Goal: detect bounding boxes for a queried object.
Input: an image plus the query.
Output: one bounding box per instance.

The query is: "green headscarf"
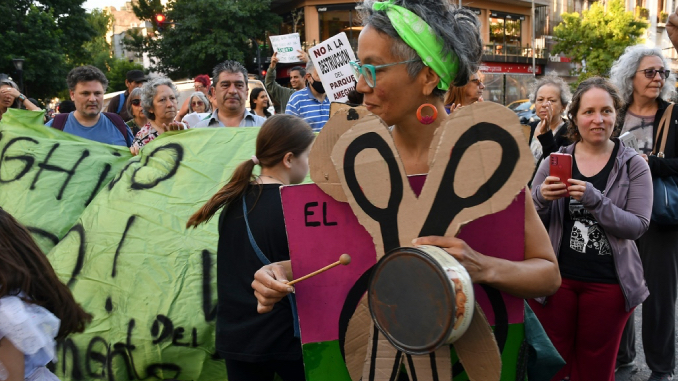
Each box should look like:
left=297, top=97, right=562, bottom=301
left=372, top=0, right=459, bottom=90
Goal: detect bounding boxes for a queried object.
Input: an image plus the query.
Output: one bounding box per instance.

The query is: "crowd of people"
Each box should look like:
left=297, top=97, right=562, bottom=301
left=2, top=0, right=678, bottom=380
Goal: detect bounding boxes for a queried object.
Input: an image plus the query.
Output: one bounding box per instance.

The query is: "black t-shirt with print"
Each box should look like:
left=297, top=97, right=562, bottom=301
left=559, top=141, right=620, bottom=284
left=215, top=184, right=301, bottom=362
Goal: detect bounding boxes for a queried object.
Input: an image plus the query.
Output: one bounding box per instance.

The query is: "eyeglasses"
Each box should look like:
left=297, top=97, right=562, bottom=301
left=349, top=59, right=419, bottom=88
left=130, top=99, right=141, bottom=106
left=191, top=101, right=204, bottom=107
left=637, top=69, right=671, bottom=79
left=194, top=84, right=206, bottom=90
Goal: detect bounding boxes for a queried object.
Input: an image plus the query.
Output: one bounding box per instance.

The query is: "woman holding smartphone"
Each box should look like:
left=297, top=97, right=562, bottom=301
left=530, top=77, right=652, bottom=381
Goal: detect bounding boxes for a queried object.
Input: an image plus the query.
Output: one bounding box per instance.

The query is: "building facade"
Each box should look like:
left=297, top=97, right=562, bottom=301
left=270, top=0, right=549, bottom=105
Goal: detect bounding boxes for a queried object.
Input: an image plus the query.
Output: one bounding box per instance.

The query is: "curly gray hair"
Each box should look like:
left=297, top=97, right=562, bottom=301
left=140, top=77, right=179, bottom=120
left=188, top=91, right=212, bottom=113
left=609, top=45, right=676, bottom=105
left=528, top=73, right=572, bottom=107
left=358, top=0, right=483, bottom=98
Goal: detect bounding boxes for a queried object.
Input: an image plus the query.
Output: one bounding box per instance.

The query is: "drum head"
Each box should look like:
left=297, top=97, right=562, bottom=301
left=368, top=247, right=455, bottom=355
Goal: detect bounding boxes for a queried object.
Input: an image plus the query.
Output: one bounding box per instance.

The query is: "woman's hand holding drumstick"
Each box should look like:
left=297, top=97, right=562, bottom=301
left=288, top=254, right=351, bottom=286
left=253, top=255, right=351, bottom=313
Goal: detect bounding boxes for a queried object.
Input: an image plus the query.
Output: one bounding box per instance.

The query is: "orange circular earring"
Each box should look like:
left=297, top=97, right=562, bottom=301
left=417, top=104, right=438, bottom=125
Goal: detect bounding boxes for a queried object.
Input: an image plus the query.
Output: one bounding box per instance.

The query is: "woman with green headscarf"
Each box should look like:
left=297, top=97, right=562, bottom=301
left=351, top=0, right=559, bottom=295
left=252, top=0, right=561, bottom=379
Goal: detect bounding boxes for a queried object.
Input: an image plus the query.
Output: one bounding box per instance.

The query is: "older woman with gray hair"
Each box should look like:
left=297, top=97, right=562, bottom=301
left=610, top=45, right=678, bottom=381
left=528, top=74, right=572, bottom=166
left=130, top=77, right=187, bottom=155
left=124, top=87, right=147, bottom=136
left=181, top=91, right=212, bottom=127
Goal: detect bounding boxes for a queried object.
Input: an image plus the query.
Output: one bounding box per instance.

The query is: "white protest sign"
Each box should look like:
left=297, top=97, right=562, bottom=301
left=309, top=32, right=357, bottom=103
left=269, top=33, right=303, bottom=63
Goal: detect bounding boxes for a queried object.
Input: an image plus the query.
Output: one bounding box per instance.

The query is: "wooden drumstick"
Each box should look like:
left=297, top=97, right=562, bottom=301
left=287, top=254, right=351, bottom=286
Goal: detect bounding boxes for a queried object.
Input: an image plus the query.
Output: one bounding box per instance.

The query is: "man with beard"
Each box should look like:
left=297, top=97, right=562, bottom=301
left=285, top=60, right=330, bottom=132
left=265, top=51, right=307, bottom=114
left=46, top=65, right=133, bottom=147
left=195, top=60, right=266, bottom=128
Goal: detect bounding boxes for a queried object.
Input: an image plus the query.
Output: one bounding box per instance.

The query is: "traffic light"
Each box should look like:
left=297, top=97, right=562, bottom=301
left=260, top=69, right=267, bottom=78
left=155, top=13, right=166, bottom=32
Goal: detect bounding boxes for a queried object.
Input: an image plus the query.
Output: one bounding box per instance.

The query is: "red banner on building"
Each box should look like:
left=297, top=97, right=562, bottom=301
left=479, top=62, right=543, bottom=75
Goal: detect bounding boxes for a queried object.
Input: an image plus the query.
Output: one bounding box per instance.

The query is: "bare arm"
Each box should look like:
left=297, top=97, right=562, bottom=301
left=414, top=192, right=560, bottom=299
left=0, top=87, right=40, bottom=111
left=252, top=260, right=294, bottom=313
left=175, top=97, right=190, bottom=122
left=0, top=338, right=24, bottom=381
left=668, top=6, right=678, bottom=51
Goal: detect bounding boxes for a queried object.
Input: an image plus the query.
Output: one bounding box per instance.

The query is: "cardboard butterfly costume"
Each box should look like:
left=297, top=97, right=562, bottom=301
left=279, top=102, right=534, bottom=380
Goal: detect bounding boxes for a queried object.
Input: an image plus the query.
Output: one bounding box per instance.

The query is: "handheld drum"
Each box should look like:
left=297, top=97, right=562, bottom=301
left=368, top=245, right=474, bottom=355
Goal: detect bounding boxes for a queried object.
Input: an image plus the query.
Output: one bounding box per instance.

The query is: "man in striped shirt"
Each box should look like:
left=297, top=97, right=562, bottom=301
left=285, top=60, right=330, bottom=132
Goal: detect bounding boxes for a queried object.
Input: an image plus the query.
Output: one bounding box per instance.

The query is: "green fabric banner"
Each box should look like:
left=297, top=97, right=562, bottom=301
left=0, top=109, right=132, bottom=253
left=0, top=109, right=280, bottom=380
left=47, top=126, right=265, bottom=380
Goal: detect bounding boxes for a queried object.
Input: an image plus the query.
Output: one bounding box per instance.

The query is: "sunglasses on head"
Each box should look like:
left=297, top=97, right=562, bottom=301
left=131, top=99, right=141, bottom=106
left=638, top=68, right=671, bottom=79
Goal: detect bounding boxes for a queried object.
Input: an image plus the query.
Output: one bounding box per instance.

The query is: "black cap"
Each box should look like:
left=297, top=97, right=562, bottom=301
left=126, top=70, right=147, bottom=82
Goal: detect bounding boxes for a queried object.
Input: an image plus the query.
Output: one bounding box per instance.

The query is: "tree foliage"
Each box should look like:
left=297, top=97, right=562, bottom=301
left=0, top=0, right=96, bottom=100
left=129, top=0, right=281, bottom=79
left=553, top=0, right=647, bottom=84
left=83, top=9, right=144, bottom=93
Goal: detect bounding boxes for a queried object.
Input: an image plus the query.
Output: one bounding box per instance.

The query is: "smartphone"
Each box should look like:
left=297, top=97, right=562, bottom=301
left=549, top=153, right=572, bottom=197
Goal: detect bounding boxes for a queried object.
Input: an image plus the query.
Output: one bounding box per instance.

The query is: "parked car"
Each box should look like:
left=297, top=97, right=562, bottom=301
left=507, top=99, right=536, bottom=125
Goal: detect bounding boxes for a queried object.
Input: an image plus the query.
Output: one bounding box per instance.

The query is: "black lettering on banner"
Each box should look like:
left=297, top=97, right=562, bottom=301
left=57, top=339, right=85, bottom=380
left=27, top=226, right=59, bottom=247
left=201, top=250, right=217, bottom=322
left=108, top=157, right=140, bottom=191
left=30, top=143, right=90, bottom=200
left=304, top=202, right=321, bottom=227
left=86, top=336, right=108, bottom=378
left=86, top=163, right=111, bottom=206
left=64, top=224, right=86, bottom=288
left=343, top=132, right=403, bottom=253
left=130, top=143, right=184, bottom=190
left=151, top=314, right=174, bottom=344
left=106, top=215, right=136, bottom=312
left=172, top=327, right=189, bottom=347
left=0, top=136, right=38, bottom=183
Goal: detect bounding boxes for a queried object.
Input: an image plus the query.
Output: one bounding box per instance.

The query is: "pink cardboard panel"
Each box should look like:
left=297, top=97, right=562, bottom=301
left=281, top=178, right=526, bottom=345
left=281, top=184, right=377, bottom=345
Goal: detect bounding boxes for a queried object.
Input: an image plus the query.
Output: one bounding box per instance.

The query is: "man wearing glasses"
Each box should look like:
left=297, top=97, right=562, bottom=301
left=105, top=69, right=147, bottom=121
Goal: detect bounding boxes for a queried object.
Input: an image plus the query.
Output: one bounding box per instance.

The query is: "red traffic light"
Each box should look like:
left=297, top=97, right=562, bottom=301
left=155, top=14, right=166, bottom=23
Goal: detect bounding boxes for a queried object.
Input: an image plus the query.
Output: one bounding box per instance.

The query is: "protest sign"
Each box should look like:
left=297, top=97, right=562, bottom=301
left=0, top=109, right=132, bottom=253
left=269, top=33, right=303, bottom=63
left=309, top=33, right=357, bottom=103
left=284, top=103, right=536, bottom=381
left=44, top=128, right=261, bottom=380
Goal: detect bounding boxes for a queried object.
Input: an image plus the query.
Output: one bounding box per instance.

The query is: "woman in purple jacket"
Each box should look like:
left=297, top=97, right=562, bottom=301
left=530, top=77, right=652, bottom=381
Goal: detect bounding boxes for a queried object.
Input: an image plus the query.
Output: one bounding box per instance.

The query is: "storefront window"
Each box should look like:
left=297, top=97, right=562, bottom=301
left=489, top=11, right=525, bottom=56
left=480, top=73, right=534, bottom=106
left=318, top=5, right=361, bottom=51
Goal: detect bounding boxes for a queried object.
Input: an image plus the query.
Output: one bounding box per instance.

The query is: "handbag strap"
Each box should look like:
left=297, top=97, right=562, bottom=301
left=653, top=103, right=674, bottom=157
left=242, top=193, right=301, bottom=338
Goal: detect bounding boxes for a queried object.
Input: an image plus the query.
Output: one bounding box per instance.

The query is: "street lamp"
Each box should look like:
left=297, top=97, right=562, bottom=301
left=12, top=58, right=25, bottom=94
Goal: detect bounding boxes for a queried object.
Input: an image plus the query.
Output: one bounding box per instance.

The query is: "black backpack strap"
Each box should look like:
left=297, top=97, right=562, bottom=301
left=102, top=112, right=133, bottom=147
left=51, top=113, right=69, bottom=131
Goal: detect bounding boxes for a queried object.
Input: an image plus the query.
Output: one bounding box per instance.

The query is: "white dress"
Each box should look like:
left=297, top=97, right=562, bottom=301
left=0, top=296, right=60, bottom=381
